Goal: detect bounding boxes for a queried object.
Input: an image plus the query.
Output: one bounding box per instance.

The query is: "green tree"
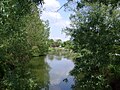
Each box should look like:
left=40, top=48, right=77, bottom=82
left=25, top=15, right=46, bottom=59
left=49, top=39, right=62, bottom=47
left=48, top=39, right=54, bottom=47
left=0, top=0, right=48, bottom=89
left=62, top=40, right=73, bottom=50
left=65, top=1, right=120, bottom=90
left=24, top=4, right=50, bottom=56
left=56, top=39, right=62, bottom=47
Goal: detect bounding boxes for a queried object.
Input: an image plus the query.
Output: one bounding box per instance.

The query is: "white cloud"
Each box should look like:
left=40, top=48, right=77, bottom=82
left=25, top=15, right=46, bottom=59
left=41, top=11, right=62, bottom=22
left=54, top=20, right=70, bottom=28
left=41, top=0, right=62, bottom=21
left=40, top=0, right=70, bottom=41
left=43, top=0, right=60, bottom=11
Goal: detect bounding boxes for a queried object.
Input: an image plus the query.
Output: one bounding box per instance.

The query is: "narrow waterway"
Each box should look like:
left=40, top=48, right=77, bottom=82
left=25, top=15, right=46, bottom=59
left=28, top=54, right=75, bottom=90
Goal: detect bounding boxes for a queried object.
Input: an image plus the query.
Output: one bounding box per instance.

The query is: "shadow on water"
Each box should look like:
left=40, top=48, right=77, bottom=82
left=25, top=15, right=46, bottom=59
left=28, top=52, right=75, bottom=90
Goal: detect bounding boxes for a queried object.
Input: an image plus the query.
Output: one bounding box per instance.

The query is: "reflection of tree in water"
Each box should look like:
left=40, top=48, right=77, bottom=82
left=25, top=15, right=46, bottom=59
left=49, top=48, right=78, bottom=60
left=54, top=56, right=62, bottom=60
left=47, top=55, right=54, bottom=61
left=47, top=54, right=62, bottom=61
left=27, top=56, right=50, bottom=89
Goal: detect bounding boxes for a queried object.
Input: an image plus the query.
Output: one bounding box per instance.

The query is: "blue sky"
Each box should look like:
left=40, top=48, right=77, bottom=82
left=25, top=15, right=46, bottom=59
left=40, top=0, right=71, bottom=41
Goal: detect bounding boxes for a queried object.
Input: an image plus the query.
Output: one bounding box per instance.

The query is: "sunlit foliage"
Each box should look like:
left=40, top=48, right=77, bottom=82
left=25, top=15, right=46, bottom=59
left=65, top=0, right=120, bottom=90
left=0, top=0, right=49, bottom=89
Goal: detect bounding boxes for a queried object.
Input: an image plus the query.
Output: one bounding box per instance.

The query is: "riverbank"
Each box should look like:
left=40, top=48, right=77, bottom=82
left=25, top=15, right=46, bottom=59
left=48, top=47, right=80, bottom=60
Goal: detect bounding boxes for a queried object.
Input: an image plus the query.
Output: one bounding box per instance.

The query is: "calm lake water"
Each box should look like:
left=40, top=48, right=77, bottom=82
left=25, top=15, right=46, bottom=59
left=28, top=54, right=75, bottom=90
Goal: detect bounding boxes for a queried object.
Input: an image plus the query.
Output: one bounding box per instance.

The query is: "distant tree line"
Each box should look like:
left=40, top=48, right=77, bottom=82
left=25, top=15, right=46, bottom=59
left=48, top=39, right=73, bottom=50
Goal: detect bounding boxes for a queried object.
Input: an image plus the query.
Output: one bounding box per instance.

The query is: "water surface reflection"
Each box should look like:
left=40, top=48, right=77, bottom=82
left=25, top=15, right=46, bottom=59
left=29, top=54, right=75, bottom=90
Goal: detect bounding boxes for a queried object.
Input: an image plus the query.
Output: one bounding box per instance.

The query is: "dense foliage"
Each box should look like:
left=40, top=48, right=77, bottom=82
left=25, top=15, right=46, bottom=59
left=24, top=4, right=49, bottom=56
left=0, top=0, right=49, bottom=89
left=62, top=40, right=74, bottom=50
left=48, top=39, right=62, bottom=47
left=48, top=39, right=73, bottom=50
left=65, top=0, right=120, bottom=90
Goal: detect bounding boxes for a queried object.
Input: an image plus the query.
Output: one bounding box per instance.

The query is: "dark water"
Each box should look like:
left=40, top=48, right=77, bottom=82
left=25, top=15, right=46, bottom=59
left=28, top=55, right=75, bottom=90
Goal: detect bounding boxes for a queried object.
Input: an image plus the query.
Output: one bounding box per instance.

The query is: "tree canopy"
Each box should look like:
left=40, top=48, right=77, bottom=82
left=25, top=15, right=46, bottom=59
left=0, top=0, right=49, bottom=89
left=65, top=0, right=120, bottom=89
